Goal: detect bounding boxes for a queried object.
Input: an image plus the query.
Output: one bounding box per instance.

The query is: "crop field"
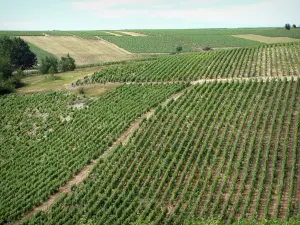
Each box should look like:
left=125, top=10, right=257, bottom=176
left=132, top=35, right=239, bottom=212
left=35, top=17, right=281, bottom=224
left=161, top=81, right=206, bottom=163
left=0, top=84, right=185, bottom=224
left=78, top=42, right=300, bottom=83
left=232, top=34, right=300, bottom=44
left=20, top=36, right=135, bottom=65
left=18, top=79, right=300, bottom=225
left=2, top=27, right=300, bottom=225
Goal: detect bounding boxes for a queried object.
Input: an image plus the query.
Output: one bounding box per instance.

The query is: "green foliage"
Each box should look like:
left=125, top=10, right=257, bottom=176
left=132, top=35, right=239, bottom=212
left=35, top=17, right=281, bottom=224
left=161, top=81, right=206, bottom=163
left=20, top=80, right=300, bottom=225
left=285, top=24, right=291, bottom=30
left=0, top=84, right=186, bottom=223
left=0, top=36, right=37, bottom=69
left=176, top=45, right=183, bottom=53
left=58, top=54, right=76, bottom=72
left=292, top=24, right=297, bottom=28
left=86, top=42, right=300, bottom=83
left=39, top=56, right=58, bottom=74
left=0, top=54, right=24, bottom=94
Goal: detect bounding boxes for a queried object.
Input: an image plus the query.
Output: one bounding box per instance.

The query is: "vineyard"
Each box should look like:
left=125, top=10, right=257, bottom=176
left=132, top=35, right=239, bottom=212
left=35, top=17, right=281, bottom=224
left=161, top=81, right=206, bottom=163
left=20, top=79, right=300, bottom=225
left=77, top=42, right=300, bottom=84
left=0, top=84, right=185, bottom=224
left=2, top=27, right=300, bottom=225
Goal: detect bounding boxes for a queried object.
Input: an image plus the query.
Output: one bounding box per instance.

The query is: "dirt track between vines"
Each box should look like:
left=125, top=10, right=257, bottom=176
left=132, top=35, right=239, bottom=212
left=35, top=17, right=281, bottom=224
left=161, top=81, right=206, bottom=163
left=16, top=74, right=298, bottom=224
left=16, top=90, right=185, bottom=224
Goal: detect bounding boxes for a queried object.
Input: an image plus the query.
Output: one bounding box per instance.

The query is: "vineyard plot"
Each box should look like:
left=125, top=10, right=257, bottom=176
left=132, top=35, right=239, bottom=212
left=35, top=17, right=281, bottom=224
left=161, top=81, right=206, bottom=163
left=24, top=79, right=300, bottom=225
left=0, top=84, right=186, bottom=224
left=81, top=42, right=300, bottom=84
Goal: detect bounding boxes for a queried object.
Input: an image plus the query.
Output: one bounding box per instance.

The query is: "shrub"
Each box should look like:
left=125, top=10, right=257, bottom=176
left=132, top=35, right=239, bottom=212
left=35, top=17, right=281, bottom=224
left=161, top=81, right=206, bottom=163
left=176, top=46, right=183, bottom=53
left=292, top=24, right=297, bottom=28
left=58, top=54, right=76, bottom=72
left=39, top=56, right=58, bottom=74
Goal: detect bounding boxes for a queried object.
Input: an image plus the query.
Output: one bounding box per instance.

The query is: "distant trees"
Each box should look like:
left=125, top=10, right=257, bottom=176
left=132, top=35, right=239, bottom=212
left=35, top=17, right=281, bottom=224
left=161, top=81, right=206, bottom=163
left=58, top=54, right=76, bottom=72
left=285, top=23, right=291, bottom=30
left=292, top=24, right=297, bottom=28
left=40, top=54, right=76, bottom=74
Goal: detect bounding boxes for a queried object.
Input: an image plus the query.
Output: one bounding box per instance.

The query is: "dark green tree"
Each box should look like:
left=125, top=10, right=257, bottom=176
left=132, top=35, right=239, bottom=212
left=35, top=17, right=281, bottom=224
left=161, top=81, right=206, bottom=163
left=285, top=23, right=291, bottom=30
left=58, top=54, right=76, bottom=72
left=176, top=46, right=183, bottom=53
left=292, top=24, right=297, bottom=28
left=39, top=56, right=58, bottom=74
left=0, top=36, right=36, bottom=69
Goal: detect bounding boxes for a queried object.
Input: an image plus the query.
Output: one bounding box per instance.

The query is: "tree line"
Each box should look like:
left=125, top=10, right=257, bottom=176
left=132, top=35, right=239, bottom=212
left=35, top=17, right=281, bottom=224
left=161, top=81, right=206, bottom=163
left=0, top=36, right=76, bottom=94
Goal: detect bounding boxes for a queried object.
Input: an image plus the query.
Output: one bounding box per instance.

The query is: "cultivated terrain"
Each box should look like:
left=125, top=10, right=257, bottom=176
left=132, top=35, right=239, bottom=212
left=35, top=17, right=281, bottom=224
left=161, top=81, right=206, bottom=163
left=1, top=28, right=300, bottom=225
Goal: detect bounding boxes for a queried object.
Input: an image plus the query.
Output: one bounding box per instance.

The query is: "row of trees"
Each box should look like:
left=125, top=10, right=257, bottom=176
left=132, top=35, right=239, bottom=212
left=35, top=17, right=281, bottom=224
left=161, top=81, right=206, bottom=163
left=284, top=24, right=298, bottom=30
left=0, top=36, right=76, bottom=94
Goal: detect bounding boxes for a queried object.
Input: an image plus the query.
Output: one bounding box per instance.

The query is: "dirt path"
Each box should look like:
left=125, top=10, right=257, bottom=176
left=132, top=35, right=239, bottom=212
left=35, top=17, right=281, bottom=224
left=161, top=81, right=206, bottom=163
left=16, top=90, right=185, bottom=224
left=117, top=31, right=147, bottom=37
left=105, top=31, right=122, bottom=37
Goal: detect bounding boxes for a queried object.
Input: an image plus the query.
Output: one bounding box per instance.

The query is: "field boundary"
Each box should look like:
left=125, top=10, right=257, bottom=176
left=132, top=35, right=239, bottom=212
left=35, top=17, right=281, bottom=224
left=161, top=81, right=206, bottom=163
left=16, top=88, right=187, bottom=224
left=95, top=36, right=132, bottom=54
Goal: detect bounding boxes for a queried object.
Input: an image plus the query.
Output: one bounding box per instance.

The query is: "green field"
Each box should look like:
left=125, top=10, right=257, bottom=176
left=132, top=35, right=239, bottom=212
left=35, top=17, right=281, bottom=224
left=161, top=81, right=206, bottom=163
left=1, top=27, right=300, bottom=225
left=2, top=28, right=300, bottom=54
left=20, top=79, right=300, bottom=225
left=0, top=84, right=186, bottom=224
left=77, top=42, right=300, bottom=84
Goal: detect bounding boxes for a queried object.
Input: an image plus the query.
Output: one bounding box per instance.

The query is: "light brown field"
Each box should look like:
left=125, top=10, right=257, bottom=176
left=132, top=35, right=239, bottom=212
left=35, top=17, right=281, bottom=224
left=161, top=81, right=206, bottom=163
left=105, top=31, right=122, bottom=36
left=21, top=36, right=135, bottom=65
left=232, top=34, right=300, bottom=44
left=118, top=31, right=147, bottom=37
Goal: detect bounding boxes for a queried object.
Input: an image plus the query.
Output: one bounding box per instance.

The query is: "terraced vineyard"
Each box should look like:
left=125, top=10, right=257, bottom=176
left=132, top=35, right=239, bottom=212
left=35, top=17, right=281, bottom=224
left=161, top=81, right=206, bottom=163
left=0, top=84, right=185, bottom=224
left=21, top=79, right=300, bottom=225
left=78, top=42, right=300, bottom=84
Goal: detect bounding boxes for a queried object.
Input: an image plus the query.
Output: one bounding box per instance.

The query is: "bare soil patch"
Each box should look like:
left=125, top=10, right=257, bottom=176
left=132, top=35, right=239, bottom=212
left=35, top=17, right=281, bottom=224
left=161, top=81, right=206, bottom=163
left=105, top=31, right=122, bottom=36
left=21, top=36, right=134, bottom=65
left=232, top=34, right=300, bottom=44
left=118, top=31, right=148, bottom=37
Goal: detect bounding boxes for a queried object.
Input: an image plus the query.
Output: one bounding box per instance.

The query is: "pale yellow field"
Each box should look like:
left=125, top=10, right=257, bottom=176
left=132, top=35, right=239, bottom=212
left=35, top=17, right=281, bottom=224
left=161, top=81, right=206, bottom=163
left=232, top=34, right=300, bottom=44
left=118, top=31, right=147, bottom=37
left=21, top=36, right=135, bottom=65
left=105, top=31, right=122, bottom=36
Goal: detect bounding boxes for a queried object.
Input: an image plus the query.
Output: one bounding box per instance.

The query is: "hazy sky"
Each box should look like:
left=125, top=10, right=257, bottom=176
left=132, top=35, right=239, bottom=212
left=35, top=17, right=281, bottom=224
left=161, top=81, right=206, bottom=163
left=0, top=0, right=298, bottom=30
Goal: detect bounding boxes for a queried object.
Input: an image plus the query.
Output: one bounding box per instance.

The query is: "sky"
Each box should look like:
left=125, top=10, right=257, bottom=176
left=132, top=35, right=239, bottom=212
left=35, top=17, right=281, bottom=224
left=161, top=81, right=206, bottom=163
left=0, top=0, right=298, bottom=30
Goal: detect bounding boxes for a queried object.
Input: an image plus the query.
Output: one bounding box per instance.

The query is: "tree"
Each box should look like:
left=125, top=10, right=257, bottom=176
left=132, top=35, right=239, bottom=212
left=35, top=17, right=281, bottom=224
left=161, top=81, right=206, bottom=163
left=0, top=36, right=36, bottom=69
left=0, top=55, right=24, bottom=94
left=58, top=54, right=76, bottom=72
left=39, top=56, right=58, bottom=74
left=292, top=24, right=297, bottom=28
left=48, top=66, right=56, bottom=75
left=176, top=46, right=183, bottom=53
left=285, top=23, right=291, bottom=30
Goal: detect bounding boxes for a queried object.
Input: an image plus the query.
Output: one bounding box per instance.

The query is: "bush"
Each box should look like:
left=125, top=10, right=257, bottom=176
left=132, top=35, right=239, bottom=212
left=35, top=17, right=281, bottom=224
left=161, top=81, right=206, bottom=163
left=285, top=23, right=291, bottom=30
left=58, top=54, right=76, bottom=72
left=176, top=46, right=183, bottom=53
left=292, top=24, right=297, bottom=28
left=39, top=56, right=58, bottom=74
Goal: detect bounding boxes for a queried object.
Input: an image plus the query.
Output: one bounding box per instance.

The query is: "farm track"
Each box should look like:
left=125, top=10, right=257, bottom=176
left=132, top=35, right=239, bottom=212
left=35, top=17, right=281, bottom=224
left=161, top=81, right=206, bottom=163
left=16, top=88, right=186, bottom=224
